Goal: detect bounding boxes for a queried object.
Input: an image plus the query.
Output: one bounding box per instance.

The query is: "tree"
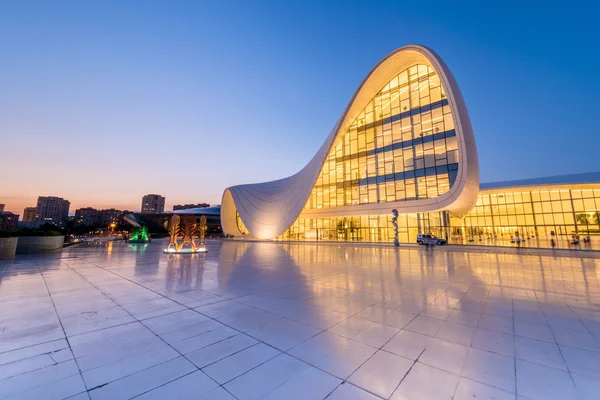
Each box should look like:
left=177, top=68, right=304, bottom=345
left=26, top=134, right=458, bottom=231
left=594, top=211, right=600, bottom=226
left=336, top=220, right=346, bottom=240
left=576, top=213, right=590, bottom=225
left=576, top=213, right=590, bottom=233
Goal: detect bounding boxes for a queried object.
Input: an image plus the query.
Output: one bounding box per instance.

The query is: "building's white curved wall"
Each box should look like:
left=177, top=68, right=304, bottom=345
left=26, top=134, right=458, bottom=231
left=221, top=45, right=480, bottom=239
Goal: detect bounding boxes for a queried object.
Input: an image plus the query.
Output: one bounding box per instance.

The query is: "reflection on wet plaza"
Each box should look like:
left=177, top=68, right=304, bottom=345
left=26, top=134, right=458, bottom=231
left=1, top=239, right=599, bottom=399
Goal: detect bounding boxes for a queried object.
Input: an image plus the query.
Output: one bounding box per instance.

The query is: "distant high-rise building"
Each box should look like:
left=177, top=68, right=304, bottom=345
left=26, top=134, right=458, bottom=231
left=96, top=208, right=122, bottom=227
left=0, top=204, right=4, bottom=212
left=35, top=196, right=70, bottom=227
left=22, top=207, right=37, bottom=222
left=0, top=212, right=19, bottom=231
left=141, top=194, right=165, bottom=214
left=173, top=203, right=210, bottom=211
left=74, top=207, right=98, bottom=226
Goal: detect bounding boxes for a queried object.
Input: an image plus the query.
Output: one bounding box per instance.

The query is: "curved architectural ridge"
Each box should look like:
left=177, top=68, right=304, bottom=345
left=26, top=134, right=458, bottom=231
left=222, top=45, right=480, bottom=239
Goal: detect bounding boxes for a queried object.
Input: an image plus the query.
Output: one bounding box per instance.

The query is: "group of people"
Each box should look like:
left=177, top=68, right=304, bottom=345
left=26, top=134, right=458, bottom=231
left=549, top=234, right=593, bottom=249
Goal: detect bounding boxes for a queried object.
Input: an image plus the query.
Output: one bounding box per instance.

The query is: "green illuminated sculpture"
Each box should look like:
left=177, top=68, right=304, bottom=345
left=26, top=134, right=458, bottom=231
left=129, top=226, right=150, bottom=243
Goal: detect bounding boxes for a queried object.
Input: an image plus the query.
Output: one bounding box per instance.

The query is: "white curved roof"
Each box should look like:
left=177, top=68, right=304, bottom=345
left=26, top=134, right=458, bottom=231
left=221, top=45, right=480, bottom=239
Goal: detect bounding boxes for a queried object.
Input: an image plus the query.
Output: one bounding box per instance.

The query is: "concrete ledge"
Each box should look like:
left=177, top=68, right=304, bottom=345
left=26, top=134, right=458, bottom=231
left=0, top=237, right=18, bottom=259
left=16, top=236, right=64, bottom=254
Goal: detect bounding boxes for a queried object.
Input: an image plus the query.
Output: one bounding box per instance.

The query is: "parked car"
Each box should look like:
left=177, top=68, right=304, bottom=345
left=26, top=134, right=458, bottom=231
left=416, top=234, right=447, bottom=245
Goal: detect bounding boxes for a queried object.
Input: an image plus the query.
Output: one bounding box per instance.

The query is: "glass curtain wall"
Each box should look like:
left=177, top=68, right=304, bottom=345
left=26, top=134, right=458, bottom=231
left=277, top=212, right=449, bottom=243
left=273, top=64, right=461, bottom=243
left=304, top=64, right=458, bottom=211
left=462, top=186, right=600, bottom=247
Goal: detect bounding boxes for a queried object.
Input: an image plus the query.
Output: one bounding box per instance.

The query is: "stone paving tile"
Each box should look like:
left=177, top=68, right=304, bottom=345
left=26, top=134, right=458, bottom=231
left=186, top=333, right=257, bottom=368
left=88, top=356, right=196, bottom=400
left=348, top=350, right=413, bottom=398
left=134, top=370, right=218, bottom=400
left=202, top=342, right=280, bottom=384
left=391, top=362, right=459, bottom=400
left=4, top=374, right=87, bottom=400
left=1, top=239, right=600, bottom=399
left=224, top=354, right=310, bottom=400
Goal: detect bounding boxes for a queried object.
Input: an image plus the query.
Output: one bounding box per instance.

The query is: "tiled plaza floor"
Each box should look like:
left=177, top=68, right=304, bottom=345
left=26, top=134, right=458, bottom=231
left=1, top=239, right=600, bottom=400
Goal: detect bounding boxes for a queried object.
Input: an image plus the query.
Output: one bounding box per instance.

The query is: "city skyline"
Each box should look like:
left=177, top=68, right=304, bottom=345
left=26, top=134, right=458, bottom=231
left=1, top=1, right=599, bottom=215
left=0, top=194, right=215, bottom=216
left=1, top=193, right=215, bottom=219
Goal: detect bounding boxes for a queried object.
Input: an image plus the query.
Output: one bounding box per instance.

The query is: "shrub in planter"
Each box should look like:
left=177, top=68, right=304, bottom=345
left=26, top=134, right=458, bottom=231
left=15, top=229, right=65, bottom=254
left=15, top=229, right=63, bottom=237
left=0, top=231, right=18, bottom=259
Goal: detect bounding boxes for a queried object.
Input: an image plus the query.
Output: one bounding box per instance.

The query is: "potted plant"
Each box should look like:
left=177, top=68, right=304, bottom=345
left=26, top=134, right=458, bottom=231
left=0, top=231, right=18, bottom=259
left=15, top=226, right=65, bottom=254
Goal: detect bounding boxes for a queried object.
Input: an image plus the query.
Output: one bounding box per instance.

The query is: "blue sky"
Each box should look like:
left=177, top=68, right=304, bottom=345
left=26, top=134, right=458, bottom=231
left=1, top=0, right=599, bottom=213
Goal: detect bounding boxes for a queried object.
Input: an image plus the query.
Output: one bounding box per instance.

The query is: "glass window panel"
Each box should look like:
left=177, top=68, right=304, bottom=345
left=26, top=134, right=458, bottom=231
left=368, top=186, right=377, bottom=203
left=447, top=150, right=458, bottom=164
left=443, top=113, right=454, bottom=131
left=392, top=122, right=401, bottom=143
left=399, top=70, right=408, bottom=85
left=514, top=203, right=525, bottom=214
left=584, top=198, right=596, bottom=210
left=542, top=203, right=553, bottom=213
left=561, top=200, right=572, bottom=212
left=551, top=201, right=562, bottom=213
left=554, top=213, right=565, bottom=224
left=430, top=87, right=441, bottom=103
left=540, top=191, right=550, bottom=201
left=446, top=136, right=458, bottom=152
left=564, top=212, right=575, bottom=224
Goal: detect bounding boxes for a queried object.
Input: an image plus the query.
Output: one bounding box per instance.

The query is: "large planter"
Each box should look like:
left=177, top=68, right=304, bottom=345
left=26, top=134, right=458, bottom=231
left=16, top=236, right=64, bottom=254
left=0, top=237, right=18, bottom=259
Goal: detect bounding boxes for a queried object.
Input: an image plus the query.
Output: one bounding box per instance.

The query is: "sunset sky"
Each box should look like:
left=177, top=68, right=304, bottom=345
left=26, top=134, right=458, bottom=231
left=1, top=0, right=599, bottom=215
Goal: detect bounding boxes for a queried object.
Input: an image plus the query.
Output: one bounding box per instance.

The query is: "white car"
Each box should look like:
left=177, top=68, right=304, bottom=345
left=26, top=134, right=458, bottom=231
left=416, top=234, right=447, bottom=245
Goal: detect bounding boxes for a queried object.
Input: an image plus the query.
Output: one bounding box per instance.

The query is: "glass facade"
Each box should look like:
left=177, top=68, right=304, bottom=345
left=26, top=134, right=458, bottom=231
left=277, top=212, right=449, bottom=243
left=305, top=64, right=458, bottom=210
left=462, top=186, right=600, bottom=247
left=269, top=185, right=600, bottom=248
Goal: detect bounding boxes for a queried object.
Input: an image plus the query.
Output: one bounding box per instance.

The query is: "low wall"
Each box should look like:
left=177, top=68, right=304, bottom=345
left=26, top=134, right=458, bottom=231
left=0, top=238, right=18, bottom=259
left=16, top=236, right=64, bottom=254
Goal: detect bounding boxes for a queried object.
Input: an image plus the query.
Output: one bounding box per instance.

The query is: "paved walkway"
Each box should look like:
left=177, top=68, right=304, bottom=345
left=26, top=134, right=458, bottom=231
left=1, top=239, right=600, bottom=399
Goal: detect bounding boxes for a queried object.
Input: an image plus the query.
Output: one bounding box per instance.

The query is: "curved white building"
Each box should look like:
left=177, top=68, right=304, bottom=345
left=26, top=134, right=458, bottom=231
left=222, top=45, right=480, bottom=242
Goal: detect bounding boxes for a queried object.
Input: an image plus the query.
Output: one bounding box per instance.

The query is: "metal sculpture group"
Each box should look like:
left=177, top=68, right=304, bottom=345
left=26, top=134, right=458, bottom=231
left=165, top=214, right=208, bottom=253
